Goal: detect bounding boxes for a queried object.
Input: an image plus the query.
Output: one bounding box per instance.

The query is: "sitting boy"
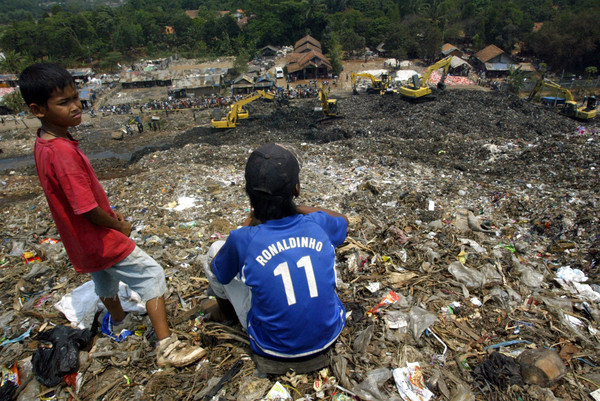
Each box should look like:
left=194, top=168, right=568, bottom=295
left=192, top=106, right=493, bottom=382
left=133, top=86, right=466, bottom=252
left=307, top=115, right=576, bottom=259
left=203, top=143, right=349, bottom=374
left=19, top=63, right=205, bottom=367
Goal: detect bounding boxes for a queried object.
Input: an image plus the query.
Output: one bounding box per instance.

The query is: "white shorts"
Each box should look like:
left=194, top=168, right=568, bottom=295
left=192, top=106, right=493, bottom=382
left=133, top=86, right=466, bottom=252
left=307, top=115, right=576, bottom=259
left=202, top=240, right=252, bottom=330
left=91, top=246, right=167, bottom=302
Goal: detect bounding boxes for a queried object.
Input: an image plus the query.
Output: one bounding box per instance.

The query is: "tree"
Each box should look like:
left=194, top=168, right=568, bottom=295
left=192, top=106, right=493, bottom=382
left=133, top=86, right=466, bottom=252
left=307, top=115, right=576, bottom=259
left=0, top=50, right=33, bottom=74
left=528, top=9, right=600, bottom=73
left=326, top=0, right=347, bottom=13
left=99, top=51, right=123, bottom=72
left=326, top=36, right=344, bottom=76
left=405, top=16, right=442, bottom=60
left=113, top=20, right=143, bottom=51
left=506, top=66, right=527, bottom=93
left=339, top=29, right=366, bottom=56
left=0, top=90, right=26, bottom=114
left=232, top=48, right=250, bottom=75
left=478, top=1, right=529, bottom=51
left=384, top=23, right=412, bottom=60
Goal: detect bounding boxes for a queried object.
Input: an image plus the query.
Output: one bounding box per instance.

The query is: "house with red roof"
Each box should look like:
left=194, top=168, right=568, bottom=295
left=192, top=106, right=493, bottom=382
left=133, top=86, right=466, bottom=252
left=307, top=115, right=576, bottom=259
left=285, top=35, right=332, bottom=80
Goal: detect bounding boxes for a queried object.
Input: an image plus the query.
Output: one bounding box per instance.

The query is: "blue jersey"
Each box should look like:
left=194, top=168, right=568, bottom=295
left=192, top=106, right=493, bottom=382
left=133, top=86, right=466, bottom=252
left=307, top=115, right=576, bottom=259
left=212, top=211, right=347, bottom=358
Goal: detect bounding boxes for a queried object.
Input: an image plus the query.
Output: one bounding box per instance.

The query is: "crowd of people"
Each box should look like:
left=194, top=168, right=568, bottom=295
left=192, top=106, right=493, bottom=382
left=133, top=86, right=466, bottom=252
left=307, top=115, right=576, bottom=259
left=92, top=85, right=323, bottom=118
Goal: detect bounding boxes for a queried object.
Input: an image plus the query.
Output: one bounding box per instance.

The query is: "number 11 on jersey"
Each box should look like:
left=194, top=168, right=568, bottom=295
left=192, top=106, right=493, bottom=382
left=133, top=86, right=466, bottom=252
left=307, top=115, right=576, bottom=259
left=273, top=255, right=319, bottom=305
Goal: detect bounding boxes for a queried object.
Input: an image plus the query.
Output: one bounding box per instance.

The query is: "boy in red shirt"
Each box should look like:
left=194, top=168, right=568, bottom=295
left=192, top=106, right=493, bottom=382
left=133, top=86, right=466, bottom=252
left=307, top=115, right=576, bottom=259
left=19, top=63, right=205, bottom=367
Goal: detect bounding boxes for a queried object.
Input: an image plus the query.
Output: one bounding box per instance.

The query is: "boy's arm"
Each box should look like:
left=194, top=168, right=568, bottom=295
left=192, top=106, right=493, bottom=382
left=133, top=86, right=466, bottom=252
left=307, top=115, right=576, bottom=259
left=296, top=205, right=349, bottom=224
left=83, top=207, right=132, bottom=237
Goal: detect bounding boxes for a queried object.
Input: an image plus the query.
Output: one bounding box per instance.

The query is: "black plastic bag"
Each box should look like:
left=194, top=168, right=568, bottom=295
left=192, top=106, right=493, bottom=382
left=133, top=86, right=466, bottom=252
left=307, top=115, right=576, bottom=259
left=473, top=351, right=524, bottom=389
left=32, top=325, right=93, bottom=387
left=0, top=381, right=18, bottom=401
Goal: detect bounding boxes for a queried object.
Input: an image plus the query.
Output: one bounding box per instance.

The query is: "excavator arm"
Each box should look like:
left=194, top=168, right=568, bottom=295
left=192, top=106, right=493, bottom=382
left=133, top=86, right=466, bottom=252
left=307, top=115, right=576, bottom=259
left=527, top=78, right=575, bottom=102
left=318, top=85, right=337, bottom=116
left=526, top=78, right=596, bottom=121
left=399, top=56, right=453, bottom=100
left=234, top=90, right=275, bottom=119
left=212, top=90, right=275, bottom=129
left=420, top=56, right=453, bottom=89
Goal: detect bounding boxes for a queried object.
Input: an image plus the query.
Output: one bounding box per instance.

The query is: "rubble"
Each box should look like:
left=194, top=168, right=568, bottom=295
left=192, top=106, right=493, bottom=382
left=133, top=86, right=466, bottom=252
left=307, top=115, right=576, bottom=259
left=1, top=87, right=600, bottom=400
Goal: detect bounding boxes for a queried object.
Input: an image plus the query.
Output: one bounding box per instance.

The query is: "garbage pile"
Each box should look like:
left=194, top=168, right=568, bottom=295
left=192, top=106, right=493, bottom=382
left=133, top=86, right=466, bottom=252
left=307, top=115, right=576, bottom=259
left=1, top=89, right=600, bottom=400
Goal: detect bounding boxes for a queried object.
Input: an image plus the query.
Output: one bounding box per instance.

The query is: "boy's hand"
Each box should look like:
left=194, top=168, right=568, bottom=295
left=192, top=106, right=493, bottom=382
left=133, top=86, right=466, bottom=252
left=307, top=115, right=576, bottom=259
left=297, top=205, right=349, bottom=224
left=118, top=220, right=132, bottom=237
left=84, top=207, right=133, bottom=237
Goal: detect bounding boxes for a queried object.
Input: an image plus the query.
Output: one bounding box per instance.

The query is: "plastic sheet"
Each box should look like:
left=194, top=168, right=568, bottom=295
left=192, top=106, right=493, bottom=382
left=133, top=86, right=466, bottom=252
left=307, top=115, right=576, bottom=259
left=54, top=280, right=146, bottom=329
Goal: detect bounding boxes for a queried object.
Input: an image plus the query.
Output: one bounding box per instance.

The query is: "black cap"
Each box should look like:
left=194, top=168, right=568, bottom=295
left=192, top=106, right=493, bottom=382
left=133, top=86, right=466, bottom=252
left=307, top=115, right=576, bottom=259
left=245, top=143, right=301, bottom=198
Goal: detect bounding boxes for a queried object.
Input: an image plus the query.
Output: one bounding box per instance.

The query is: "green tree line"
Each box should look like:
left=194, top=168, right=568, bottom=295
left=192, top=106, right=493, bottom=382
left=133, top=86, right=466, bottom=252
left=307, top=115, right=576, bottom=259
left=0, top=0, right=599, bottom=75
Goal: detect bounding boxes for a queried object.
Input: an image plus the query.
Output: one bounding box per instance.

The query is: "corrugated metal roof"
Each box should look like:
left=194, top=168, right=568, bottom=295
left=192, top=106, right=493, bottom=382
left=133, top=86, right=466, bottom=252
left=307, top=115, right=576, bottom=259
left=185, top=10, right=198, bottom=18
left=517, top=63, right=536, bottom=72
left=233, top=76, right=254, bottom=84
left=450, top=58, right=471, bottom=68
left=120, top=68, right=228, bottom=83
left=172, top=75, right=222, bottom=89
left=286, top=53, right=303, bottom=63
left=484, top=62, right=514, bottom=72
left=68, top=68, right=93, bottom=76
left=0, top=74, right=18, bottom=81
left=441, top=43, right=460, bottom=55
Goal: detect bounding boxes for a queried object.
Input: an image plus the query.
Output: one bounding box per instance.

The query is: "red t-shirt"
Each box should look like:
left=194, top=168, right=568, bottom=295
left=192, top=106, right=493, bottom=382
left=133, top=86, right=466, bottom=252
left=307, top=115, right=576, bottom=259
left=34, top=131, right=135, bottom=273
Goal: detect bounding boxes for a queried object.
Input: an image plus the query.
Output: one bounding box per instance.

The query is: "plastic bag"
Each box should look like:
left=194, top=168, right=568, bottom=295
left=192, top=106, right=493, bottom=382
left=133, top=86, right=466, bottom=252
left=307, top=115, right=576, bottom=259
left=0, top=381, right=18, bottom=401
left=353, top=325, right=374, bottom=353
left=448, top=261, right=486, bottom=288
left=450, top=384, right=475, bottom=401
left=100, top=312, right=134, bottom=342
left=408, top=306, right=437, bottom=341
left=353, top=367, right=392, bottom=401
left=472, top=352, right=524, bottom=389
left=54, top=280, right=146, bottom=329
left=32, top=325, right=93, bottom=387
left=511, top=256, right=544, bottom=288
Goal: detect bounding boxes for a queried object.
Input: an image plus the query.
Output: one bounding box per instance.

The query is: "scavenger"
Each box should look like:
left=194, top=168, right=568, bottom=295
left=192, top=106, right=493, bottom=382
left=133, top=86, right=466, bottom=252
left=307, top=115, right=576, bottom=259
left=203, top=143, right=349, bottom=373
left=19, top=63, right=205, bottom=367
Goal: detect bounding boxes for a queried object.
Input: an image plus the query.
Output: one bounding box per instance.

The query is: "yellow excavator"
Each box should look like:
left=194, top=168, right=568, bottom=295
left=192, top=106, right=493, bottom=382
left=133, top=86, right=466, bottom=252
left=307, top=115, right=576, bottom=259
left=527, top=78, right=596, bottom=121
left=398, top=56, right=453, bottom=101
left=315, top=84, right=340, bottom=122
left=351, top=72, right=395, bottom=95
left=211, top=90, right=275, bottom=129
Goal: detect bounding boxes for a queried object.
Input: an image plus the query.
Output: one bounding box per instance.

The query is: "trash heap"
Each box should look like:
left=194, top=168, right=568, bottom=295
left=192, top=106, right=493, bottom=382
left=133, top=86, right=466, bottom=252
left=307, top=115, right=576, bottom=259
left=1, top=89, right=599, bottom=400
